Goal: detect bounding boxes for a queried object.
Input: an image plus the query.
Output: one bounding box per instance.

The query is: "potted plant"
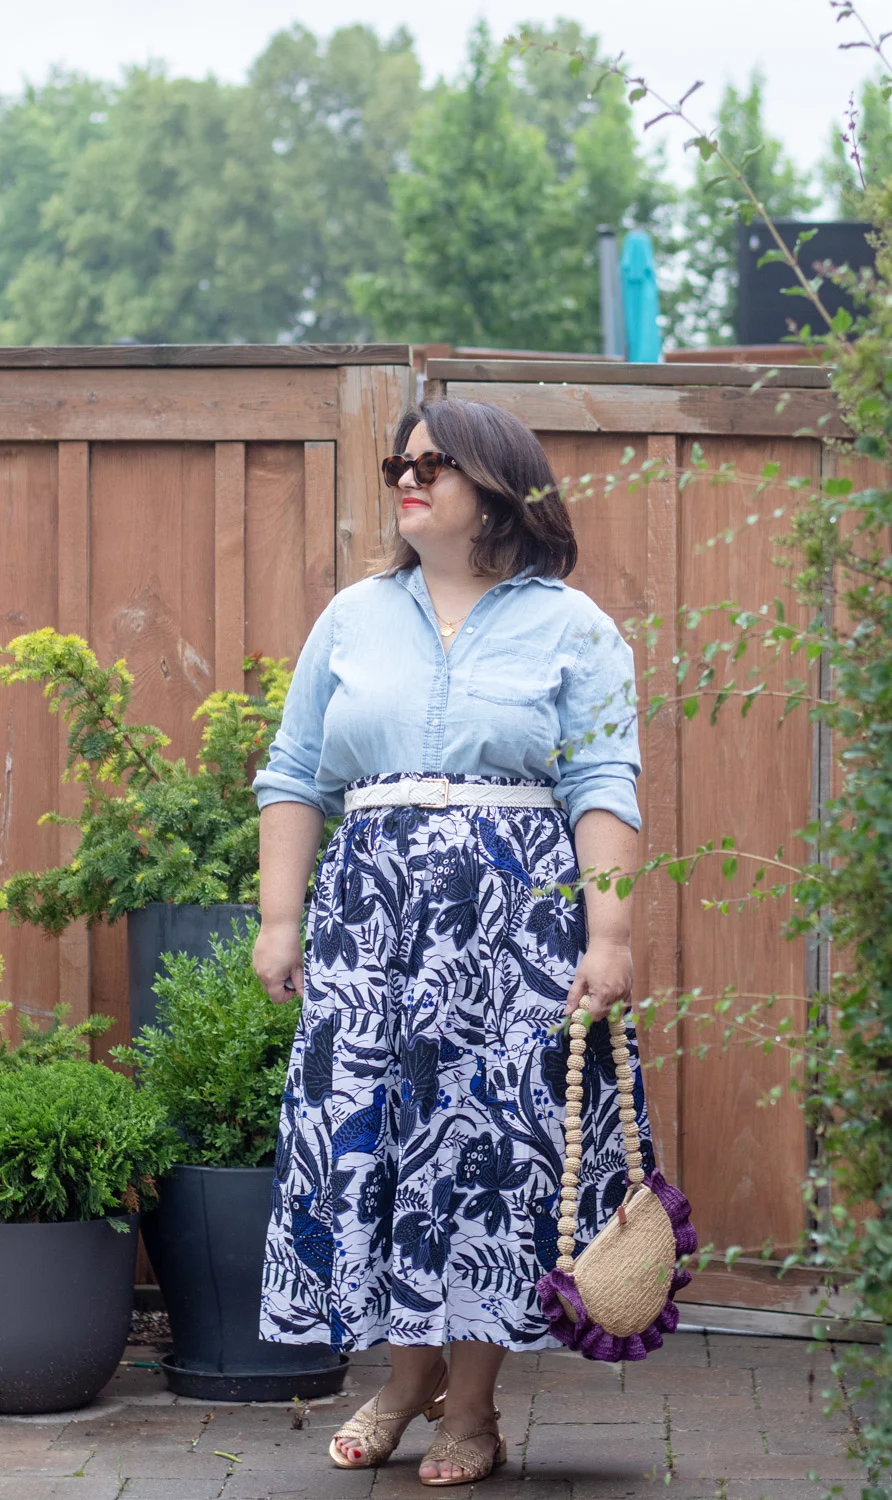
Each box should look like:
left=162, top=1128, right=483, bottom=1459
left=113, top=920, right=348, bottom=1402
left=0, top=995, right=178, bottom=1414
left=0, top=631, right=291, bottom=1034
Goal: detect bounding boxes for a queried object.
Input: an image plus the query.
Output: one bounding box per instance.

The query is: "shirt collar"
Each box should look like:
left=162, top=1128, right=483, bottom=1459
left=503, top=572, right=564, bottom=589
left=392, top=566, right=564, bottom=592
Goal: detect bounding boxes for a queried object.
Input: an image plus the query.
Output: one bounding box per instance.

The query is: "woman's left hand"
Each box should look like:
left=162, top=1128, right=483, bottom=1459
left=564, top=937, right=633, bottom=1020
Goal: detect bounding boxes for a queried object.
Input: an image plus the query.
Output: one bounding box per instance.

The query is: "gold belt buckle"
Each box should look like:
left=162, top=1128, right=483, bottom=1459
left=415, top=777, right=450, bottom=809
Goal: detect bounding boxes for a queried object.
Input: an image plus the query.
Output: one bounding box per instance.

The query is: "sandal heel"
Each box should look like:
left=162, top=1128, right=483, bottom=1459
left=424, top=1392, right=447, bottom=1422
left=495, top=1435, right=508, bottom=1466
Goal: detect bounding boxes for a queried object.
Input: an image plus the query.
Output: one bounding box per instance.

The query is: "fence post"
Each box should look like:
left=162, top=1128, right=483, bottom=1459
left=214, top=443, right=247, bottom=693
left=641, top=433, right=681, bottom=1182
left=57, top=441, right=92, bottom=1028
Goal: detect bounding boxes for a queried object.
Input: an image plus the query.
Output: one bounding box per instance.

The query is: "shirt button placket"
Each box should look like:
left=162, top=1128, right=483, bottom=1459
left=422, top=661, right=448, bottom=772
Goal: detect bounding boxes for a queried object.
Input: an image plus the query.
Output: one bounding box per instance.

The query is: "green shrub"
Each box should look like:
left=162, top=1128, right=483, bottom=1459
left=0, top=634, right=293, bottom=929
left=0, top=1060, right=179, bottom=1223
left=0, top=1001, right=112, bottom=1071
left=113, top=919, right=300, bottom=1168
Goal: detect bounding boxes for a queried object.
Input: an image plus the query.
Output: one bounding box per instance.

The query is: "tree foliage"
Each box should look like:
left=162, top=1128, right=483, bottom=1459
left=3, top=26, right=866, bottom=351
left=0, top=70, right=286, bottom=344
left=510, top=22, right=673, bottom=249
left=0, top=71, right=109, bottom=323
left=352, top=28, right=577, bottom=349
left=353, top=23, right=666, bottom=351
left=0, top=27, right=423, bottom=344
left=248, top=23, right=423, bottom=341
left=0, top=20, right=678, bottom=351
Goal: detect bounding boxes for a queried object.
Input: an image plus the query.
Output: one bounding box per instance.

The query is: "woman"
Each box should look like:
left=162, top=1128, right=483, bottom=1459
left=252, top=398, right=654, bottom=1487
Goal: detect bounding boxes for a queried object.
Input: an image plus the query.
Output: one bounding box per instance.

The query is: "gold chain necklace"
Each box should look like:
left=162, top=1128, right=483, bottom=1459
left=433, top=607, right=469, bottom=639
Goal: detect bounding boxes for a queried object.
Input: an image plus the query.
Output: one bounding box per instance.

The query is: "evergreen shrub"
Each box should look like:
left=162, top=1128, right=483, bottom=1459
left=0, top=1001, right=112, bottom=1071
left=112, top=920, right=300, bottom=1169
left=0, top=1060, right=179, bottom=1223
left=0, top=634, right=293, bottom=930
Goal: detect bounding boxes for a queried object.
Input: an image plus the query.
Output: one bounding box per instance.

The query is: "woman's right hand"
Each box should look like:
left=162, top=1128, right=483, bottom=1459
left=253, top=920, right=305, bottom=1003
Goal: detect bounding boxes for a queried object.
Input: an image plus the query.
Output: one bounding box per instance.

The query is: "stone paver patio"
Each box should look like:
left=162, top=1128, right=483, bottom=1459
left=0, top=1331, right=870, bottom=1500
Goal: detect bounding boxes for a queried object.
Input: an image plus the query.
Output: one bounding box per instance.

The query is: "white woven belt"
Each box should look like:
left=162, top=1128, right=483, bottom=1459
left=344, top=778, right=558, bottom=813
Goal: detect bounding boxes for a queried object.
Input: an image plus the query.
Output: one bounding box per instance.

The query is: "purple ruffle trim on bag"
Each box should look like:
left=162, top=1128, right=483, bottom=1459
left=536, top=1171, right=697, bottom=1363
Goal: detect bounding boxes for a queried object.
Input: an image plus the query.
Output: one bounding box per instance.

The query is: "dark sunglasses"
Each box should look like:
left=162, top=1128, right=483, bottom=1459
left=381, top=450, right=461, bottom=488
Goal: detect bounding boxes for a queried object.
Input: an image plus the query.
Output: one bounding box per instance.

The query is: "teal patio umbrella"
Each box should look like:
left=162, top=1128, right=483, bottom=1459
left=620, top=230, right=663, bottom=362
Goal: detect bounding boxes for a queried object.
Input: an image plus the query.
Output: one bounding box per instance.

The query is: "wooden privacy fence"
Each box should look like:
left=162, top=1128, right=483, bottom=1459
left=0, top=347, right=859, bottom=1316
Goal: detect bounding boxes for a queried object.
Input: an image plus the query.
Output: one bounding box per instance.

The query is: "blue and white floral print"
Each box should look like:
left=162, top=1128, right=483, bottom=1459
left=261, top=774, right=654, bottom=1353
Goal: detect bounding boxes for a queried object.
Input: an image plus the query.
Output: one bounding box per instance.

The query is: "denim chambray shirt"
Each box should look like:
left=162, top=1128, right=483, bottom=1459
left=252, top=566, right=641, bottom=833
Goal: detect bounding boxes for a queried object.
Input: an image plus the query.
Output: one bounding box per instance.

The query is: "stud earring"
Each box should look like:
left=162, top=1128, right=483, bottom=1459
left=481, top=511, right=489, bottom=525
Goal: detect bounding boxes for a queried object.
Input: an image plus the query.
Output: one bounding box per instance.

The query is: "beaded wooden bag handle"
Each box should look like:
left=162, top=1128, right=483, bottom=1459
left=538, top=1005, right=697, bottom=1359
left=555, top=1006, right=645, bottom=1272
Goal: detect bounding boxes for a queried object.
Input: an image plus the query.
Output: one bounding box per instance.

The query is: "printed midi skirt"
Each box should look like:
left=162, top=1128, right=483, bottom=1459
left=260, top=773, right=654, bottom=1352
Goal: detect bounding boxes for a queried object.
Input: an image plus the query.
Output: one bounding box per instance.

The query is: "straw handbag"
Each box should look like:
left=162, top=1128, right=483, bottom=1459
left=536, top=1007, right=697, bottom=1362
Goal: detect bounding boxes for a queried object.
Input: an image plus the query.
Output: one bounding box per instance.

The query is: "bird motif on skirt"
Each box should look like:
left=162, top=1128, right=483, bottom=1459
left=477, top=817, right=532, bottom=887
left=331, top=1083, right=387, bottom=1161
left=470, top=1057, right=519, bottom=1122
left=531, top=1188, right=561, bottom=1272
left=290, top=1189, right=334, bottom=1281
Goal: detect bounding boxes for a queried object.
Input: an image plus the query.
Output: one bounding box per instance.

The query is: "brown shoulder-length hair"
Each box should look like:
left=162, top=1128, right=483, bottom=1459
left=378, top=398, right=577, bottom=580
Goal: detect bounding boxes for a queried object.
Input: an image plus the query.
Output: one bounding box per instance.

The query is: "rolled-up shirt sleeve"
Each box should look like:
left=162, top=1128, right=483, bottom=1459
left=552, top=617, right=642, bottom=833
left=252, top=602, right=340, bottom=817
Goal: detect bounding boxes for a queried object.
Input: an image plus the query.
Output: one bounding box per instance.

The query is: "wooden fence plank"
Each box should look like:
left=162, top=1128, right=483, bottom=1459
left=88, top=442, right=216, bottom=1056
left=427, top=359, right=831, bottom=389
left=56, top=442, right=92, bottom=1026
left=89, top=444, right=216, bottom=768
left=336, top=364, right=413, bottom=588
left=640, top=435, right=681, bottom=1184
left=0, top=445, right=61, bottom=1036
left=304, top=442, right=336, bottom=627
left=0, top=368, right=339, bottom=442
left=441, top=381, right=847, bottom=439
left=214, top=443, right=247, bottom=692
left=244, top=441, right=335, bottom=699
left=0, top=345, right=412, bottom=369
left=245, top=444, right=306, bottom=670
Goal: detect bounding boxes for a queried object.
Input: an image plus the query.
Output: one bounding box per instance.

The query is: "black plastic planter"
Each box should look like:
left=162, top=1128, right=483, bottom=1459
left=127, top=902, right=257, bottom=1037
left=141, top=1165, right=346, bottom=1402
left=0, top=1215, right=138, bottom=1414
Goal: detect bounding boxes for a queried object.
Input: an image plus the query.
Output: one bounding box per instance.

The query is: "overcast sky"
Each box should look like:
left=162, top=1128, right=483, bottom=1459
left=3, top=0, right=889, bottom=193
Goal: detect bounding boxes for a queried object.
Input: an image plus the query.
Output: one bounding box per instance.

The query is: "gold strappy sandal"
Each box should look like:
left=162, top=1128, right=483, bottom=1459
left=328, top=1364, right=448, bottom=1470
left=419, top=1408, right=508, bottom=1487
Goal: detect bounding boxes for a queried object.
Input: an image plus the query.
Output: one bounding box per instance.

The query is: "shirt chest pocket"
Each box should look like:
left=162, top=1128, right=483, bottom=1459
left=467, top=645, right=553, bottom=708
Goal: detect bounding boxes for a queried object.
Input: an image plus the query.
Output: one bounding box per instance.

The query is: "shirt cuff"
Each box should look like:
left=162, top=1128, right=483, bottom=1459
left=562, top=776, right=642, bottom=835
left=253, top=769, right=328, bottom=815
